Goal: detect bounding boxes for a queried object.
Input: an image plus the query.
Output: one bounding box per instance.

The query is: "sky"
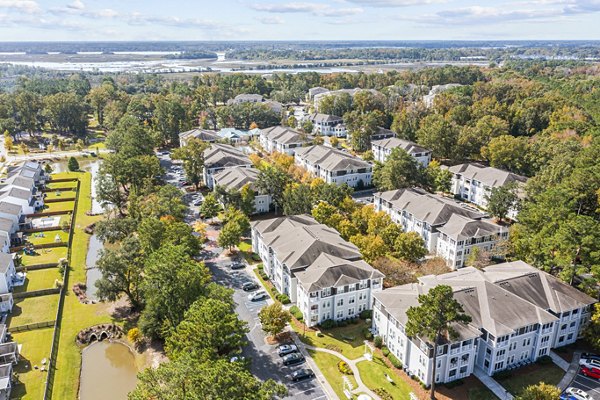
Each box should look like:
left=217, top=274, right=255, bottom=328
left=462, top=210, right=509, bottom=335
left=0, top=0, right=599, bottom=41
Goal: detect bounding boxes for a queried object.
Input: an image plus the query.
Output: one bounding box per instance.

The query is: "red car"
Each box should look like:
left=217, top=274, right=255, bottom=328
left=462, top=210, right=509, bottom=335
left=581, top=366, right=600, bottom=379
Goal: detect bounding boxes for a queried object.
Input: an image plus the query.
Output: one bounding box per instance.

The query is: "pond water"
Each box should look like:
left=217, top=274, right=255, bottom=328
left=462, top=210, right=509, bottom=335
left=79, top=341, right=138, bottom=400
left=85, top=234, right=103, bottom=301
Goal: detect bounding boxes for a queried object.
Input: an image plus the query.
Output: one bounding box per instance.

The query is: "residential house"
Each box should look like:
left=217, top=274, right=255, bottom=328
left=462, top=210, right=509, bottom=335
left=447, top=163, right=528, bottom=219
left=294, top=145, right=373, bottom=188
left=0, top=362, right=13, bottom=400
left=372, top=262, right=596, bottom=386
left=0, top=295, right=12, bottom=314
left=0, top=187, right=42, bottom=215
left=307, top=113, right=347, bottom=137
left=0, top=234, right=9, bottom=255
left=227, top=94, right=282, bottom=114
left=178, top=128, right=220, bottom=146
left=0, top=203, right=23, bottom=233
left=306, top=87, right=330, bottom=101
left=203, top=144, right=253, bottom=189
left=371, top=137, right=432, bottom=167
left=347, top=126, right=396, bottom=145
left=252, top=215, right=384, bottom=325
left=259, top=126, right=313, bottom=155
left=374, top=188, right=506, bottom=267
left=212, top=167, right=271, bottom=214
left=7, top=161, right=47, bottom=186
left=217, top=128, right=246, bottom=144
left=0, top=254, right=15, bottom=294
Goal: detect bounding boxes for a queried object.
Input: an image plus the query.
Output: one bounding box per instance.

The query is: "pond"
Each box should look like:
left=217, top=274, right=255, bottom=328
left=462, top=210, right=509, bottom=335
left=85, top=234, right=102, bottom=301
left=79, top=341, right=138, bottom=400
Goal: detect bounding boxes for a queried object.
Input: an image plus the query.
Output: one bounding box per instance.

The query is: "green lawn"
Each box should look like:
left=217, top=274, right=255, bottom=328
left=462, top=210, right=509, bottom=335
left=308, top=350, right=358, bottom=400
left=44, top=190, right=76, bottom=201
left=43, top=201, right=75, bottom=213
left=25, top=230, right=69, bottom=246
left=239, top=239, right=261, bottom=265
left=11, top=327, right=55, bottom=400
left=357, top=356, right=413, bottom=400
left=13, top=268, right=61, bottom=293
left=496, top=363, right=564, bottom=396
left=7, top=295, right=59, bottom=328
left=21, top=247, right=67, bottom=266
left=298, top=321, right=370, bottom=360
left=46, top=181, right=78, bottom=190
left=253, top=267, right=279, bottom=300
left=50, top=171, right=115, bottom=400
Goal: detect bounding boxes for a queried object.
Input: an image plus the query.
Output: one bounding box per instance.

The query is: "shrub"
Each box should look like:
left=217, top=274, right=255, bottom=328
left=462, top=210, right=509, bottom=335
left=536, top=355, right=553, bottom=365
left=362, top=328, right=373, bottom=340
left=290, top=305, right=304, bottom=321
left=316, top=331, right=324, bottom=337
left=360, top=310, right=373, bottom=320
left=276, top=294, right=291, bottom=304
left=337, top=320, right=348, bottom=327
left=493, top=370, right=513, bottom=380
left=444, top=379, right=464, bottom=389
left=127, top=328, right=143, bottom=346
left=320, top=319, right=336, bottom=329
left=68, top=156, right=79, bottom=171
left=388, top=353, right=402, bottom=369
left=382, top=346, right=390, bottom=357
left=373, top=388, right=393, bottom=400
left=257, top=264, right=264, bottom=270
left=337, top=361, right=354, bottom=375
left=374, top=336, right=383, bottom=348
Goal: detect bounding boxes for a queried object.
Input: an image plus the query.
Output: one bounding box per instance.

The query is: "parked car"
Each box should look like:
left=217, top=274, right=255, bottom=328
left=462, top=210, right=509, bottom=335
left=193, top=199, right=203, bottom=206
left=579, top=358, right=600, bottom=369
left=282, top=352, right=305, bottom=366
left=581, top=366, right=600, bottom=379
left=581, top=353, right=600, bottom=363
left=230, top=263, right=245, bottom=270
left=277, top=344, right=298, bottom=357
left=242, top=281, right=259, bottom=291
left=560, top=388, right=591, bottom=400
left=289, top=368, right=314, bottom=382
left=248, top=290, right=268, bottom=302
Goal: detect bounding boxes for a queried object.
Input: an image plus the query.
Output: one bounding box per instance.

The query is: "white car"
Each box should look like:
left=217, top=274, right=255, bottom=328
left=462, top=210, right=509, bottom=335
left=248, top=290, right=268, bottom=302
left=564, top=387, right=591, bottom=400
left=579, top=358, right=600, bottom=369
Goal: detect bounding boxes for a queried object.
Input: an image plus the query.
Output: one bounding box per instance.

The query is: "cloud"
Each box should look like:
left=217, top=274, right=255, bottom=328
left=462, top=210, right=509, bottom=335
left=66, top=0, right=84, bottom=10
left=344, top=0, right=446, bottom=7
left=0, top=0, right=40, bottom=14
left=127, top=13, right=220, bottom=28
left=258, top=15, right=284, bottom=24
left=251, top=2, right=363, bottom=16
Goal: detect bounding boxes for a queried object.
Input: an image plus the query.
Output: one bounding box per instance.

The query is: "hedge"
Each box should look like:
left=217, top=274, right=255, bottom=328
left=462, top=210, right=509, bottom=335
left=290, top=305, right=303, bottom=321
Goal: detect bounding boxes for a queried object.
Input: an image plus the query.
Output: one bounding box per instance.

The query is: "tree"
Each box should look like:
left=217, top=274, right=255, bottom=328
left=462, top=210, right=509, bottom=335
left=516, top=383, right=561, bottom=400
left=282, top=184, right=313, bottom=215
left=350, top=234, right=389, bottom=263
left=199, top=193, right=221, bottom=218
left=481, top=135, right=530, bottom=174
left=426, top=160, right=452, bottom=193
left=95, top=172, right=127, bottom=216
left=3, top=135, right=13, bottom=152
left=239, top=184, right=256, bottom=216
left=218, top=219, right=244, bottom=251
left=373, top=148, right=424, bottom=191
left=129, top=356, right=287, bottom=400
left=171, top=138, right=210, bottom=189
left=300, top=119, right=313, bottom=133
left=585, top=303, right=600, bottom=351
left=256, top=165, right=291, bottom=211
left=465, top=247, right=492, bottom=269
left=44, top=92, right=89, bottom=134
left=166, top=298, right=248, bottom=361
left=345, top=109, right=385, bottom=152
left=138, top=217, right=200, bottom=257
left=222, top=207, right=250, bottom=234
left=485, top=182, right=519, bottom=221
left=394, top=232, right=428, bottom=262
left=416, top=114, right=460, bottom=160
left=405, top=285, right=471, bottom=400
left=258, top=302, right=291, bottom=339
left=95, top=217, right=138, bottom=244
left=87, top=82, right=115, bottom=126
left=140, top=184, right=188, bottom=221
left=68, top=157, right=79, bottom=171
left=95, top=236, right=145, bottom=309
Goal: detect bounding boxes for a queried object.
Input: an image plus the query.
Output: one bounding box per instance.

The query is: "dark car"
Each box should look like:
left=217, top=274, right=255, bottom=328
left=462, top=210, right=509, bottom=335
left=582, top=353, right=600, bottom=363
left=277, top=344, right=298, bottom=357
left=290, top=368, right=314, bottom=382
left=282, top=352, right=305, bottom=366
left=230, top=263, right=245, bottom=270
left=242, top=281, right=258, bottom=291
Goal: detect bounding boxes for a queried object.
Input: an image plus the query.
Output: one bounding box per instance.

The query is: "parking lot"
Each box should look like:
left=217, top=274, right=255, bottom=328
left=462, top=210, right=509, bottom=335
left=567, top=368, right=600, bottom=399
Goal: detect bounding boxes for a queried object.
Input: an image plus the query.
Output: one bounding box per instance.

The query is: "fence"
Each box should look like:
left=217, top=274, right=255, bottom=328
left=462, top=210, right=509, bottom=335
left=43, top=177, right=80, bottom=400
left=48, top=178, right=78, bottom=183
left=14, top=288, right=61, bottom=299
left=10, top=320, right=55, bottom=332
left=25, top=210, right=72, bottom=219
left=11, top=242, right=68, bottom=253
left=41, top=187, right=76, bottom=193
left=20, top=226, right=63, bottom=234
left=44, top=197, right=76, bottom=204
left=16, top=263, right=58, bottom=272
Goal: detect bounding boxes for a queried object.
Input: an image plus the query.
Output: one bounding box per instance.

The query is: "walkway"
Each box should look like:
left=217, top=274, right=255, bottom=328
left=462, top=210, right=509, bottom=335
left=550, top=350, right=570, bottom=371
left=473, top=367, right=514, bottom=400
left=557, top=351, right=582, bottom=391
left=291, top=331, right=382, bottom=400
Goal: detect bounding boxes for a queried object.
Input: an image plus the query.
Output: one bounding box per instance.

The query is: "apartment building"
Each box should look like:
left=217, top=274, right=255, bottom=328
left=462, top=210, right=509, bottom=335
left=371, top=137, right=432, bottom=167
left=251, top=215, right=383, bottom=326
left=178, top=128, right=220, bottom=146
left=212, top=167, right=271, bottom=214
left=259, top=126, right=313, bottom=155
left=372, top=261, right=596, bottom=386
left=307, top=113, right=347, bottom=137
left=447, top=163, right=527, bottom=219
left=202, top=144, right=253, bottom=189
left=294, top=145, right=373, bottom=188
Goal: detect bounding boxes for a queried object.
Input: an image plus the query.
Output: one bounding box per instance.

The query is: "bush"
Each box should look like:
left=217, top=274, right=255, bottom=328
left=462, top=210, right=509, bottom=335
left=388, top=353, right=402, bottom=369
left=382, top=346, right=390, bottom=357
left=360, top=310, right=373, bottom=320
left=257, top=264, right=264, bottom=270
left=127, top=328, right=143, bottom=346
left=536, top=355, right=553, bottom=365
left=276, top=294, right=291, bottom=304
left=316, top=331, right=324, bottom=338
left=320, top=319, right=336, bottom=329
left=493, top=370, right=513, bottom=380
left=362, top=328, right=373, bottom=340
left=374, top=336, right=383, bottom=348
left=290, top=305, right=303, bottom=321
left=337, top=361, right=354, bottom=375
left=444, top=379, right=464, bottom=389
left=337, top=320, right=348, bottom=327
left=68, top=156, right=79, bottom=171
left=373, top=388, right=393, bottom=400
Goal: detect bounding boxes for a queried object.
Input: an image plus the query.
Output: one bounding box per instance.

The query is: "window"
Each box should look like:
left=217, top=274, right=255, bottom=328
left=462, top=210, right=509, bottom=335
left=494, top=362, right=504, bottom=371
left=569, top=321, right=576, bottom=328
left=337, top=299, right=344, bottom=307
left=349, top=297, right=355, bottom=304
left=459, top=366, right=468, bottom=374
left=541, top=336, right=549, bottom=344
left=567, top=333, right=573, bottom=341
left=559, top=336, right=565, bottom=343
left=348, top=308, right=355, bottom=317
left=449, top=369, right=457, bottom=377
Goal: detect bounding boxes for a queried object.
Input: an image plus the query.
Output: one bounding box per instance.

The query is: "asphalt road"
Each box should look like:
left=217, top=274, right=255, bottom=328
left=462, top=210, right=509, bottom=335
left=567, top=368, right=600, bottom=400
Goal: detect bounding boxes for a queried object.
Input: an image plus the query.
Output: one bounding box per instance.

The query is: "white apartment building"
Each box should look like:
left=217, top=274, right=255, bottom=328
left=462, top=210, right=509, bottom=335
left=295, top=145, right=373, bottom=188
left=212, top=167, right=271, bottom=214
left=447, top=163, right=527, bottom=220
left=307, top=113, right=347, bottom=137
left=371, top=137, right=432, bottom=167
left=0, top=253, right=16, bottom=295
left=259, top=126, right=313, bottom=155
left=202, top=144, right=253, bottom=189
left=374, top=188, right=501, bottom=260
left=372, top=262, right=596, bottom=386
left=251, top=215, right=383, bottom=326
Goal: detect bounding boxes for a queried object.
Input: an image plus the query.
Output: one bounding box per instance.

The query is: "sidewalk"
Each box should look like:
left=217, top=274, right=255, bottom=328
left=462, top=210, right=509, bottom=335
left=473, top=367, right=514, bottom=400
left=550, top=350, right=570, bottom=371
left=557, top=351, right=582, bottom=391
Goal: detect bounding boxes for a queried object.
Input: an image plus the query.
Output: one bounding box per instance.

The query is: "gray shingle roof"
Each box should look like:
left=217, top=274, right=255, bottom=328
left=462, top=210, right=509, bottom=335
left=375, top=188, right=484, bottom=227
left=437, top=214, right=504, bottom=240
left=0, top=253, right=13, bottom=274
left=0, top=218, right=13, bottom=234
left=295, top=253, right=384, bottom=292
left=178, top=128, right=220, bottom=142
left=262, top=126, right=313, bottom=145
left=0, top=202, right=22, bottom=216
left=204, top=144, right=251, bottom=169
left=295, top=145, right=371, bottom=172
left=371, top=137, right=430, bottom=155
left=213, top=167, right=260, bottom=192
left=448, top=163, right=528, bottom=188
left=0, top=187, right=31, bottom=201
left=309, top=113, right=343, bottom=124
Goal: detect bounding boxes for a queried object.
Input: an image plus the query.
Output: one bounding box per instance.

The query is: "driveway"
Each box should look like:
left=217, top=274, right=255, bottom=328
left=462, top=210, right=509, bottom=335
left=567, top=369, right=600, bottom=400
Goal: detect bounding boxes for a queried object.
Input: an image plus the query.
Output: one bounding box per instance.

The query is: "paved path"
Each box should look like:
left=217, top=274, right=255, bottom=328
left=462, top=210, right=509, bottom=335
left=557, top=351, right=582, bottom=391
left=473, top=367, right=514, bottom=400
left=551, top=350, right=571, bottom=371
